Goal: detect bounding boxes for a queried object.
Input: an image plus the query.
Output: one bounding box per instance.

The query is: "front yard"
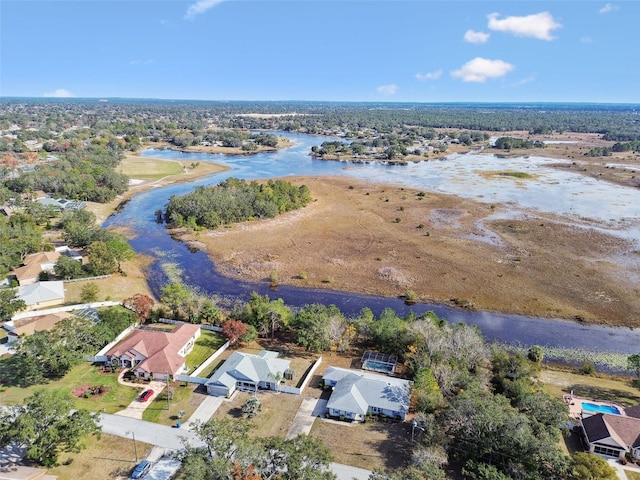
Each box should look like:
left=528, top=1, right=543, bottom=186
left=0, top=361, right=139, bottom=412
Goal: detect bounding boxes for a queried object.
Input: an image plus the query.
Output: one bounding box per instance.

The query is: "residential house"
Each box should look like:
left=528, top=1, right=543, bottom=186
left=580, top=411, right=640, bottom=459
left=3, top=311, right=73, bottom=343
left=205, top=350, right=290, bottom=397
left=16, top=281, right=65, bottom=311
left=322, top=366, right=411, bottom=422
left=105, top=323, right=201, bottom=381
left=12, top=252, right=61, bottom=286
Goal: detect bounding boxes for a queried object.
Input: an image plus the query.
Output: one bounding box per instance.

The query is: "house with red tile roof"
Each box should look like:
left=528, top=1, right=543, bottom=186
left=105, top=323, right=201, bottom=381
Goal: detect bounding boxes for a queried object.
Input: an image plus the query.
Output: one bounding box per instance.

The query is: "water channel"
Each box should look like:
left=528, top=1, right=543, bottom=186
left=104, top=132, right=640, bottom=363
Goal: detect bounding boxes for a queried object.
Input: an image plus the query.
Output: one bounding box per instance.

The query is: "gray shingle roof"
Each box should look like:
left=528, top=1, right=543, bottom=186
left=206, top=350, right=290, bottom=390
left=323, top=366, right=410, bottom=416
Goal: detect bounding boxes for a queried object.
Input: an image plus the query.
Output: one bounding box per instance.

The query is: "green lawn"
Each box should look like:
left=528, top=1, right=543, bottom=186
left=120, top=154, right=185, bottom=180
left=141, top=382, right=205, bottom=425
left=626, top=471, right=640, bottom=480
left=0, top=361, right=139, bottom=412
left=184, top=330, right=226, bottom=373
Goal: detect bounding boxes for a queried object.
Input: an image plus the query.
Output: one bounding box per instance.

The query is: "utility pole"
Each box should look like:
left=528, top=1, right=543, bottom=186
left=128, top=430, right=138, bottom=462
left=167, top=372, right=171, bottom=410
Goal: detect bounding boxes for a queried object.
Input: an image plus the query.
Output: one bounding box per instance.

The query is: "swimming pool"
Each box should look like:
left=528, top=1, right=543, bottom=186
left=362, top=360, right=395, bottom=373
left=581, top=402, right=621, bottom=415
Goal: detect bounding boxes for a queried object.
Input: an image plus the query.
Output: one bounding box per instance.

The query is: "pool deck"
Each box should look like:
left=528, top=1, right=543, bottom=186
left=565, top=395, right=626, bottom=418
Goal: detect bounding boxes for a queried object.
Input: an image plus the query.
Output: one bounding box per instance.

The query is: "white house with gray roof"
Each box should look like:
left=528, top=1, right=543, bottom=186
left=205, top=350, right=290, bottom=397
left=322, top=366, right=411, bottom=422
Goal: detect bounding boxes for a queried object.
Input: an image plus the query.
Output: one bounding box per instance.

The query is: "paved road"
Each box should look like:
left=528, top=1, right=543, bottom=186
left=98, top=413, right=205, bottom=450
left=98, top=413, right=371, bottom=479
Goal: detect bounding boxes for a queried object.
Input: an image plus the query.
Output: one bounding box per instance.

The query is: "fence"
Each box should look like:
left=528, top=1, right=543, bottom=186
left=279, top=356, right=323, bottom=395
left=159, top=318, right=222, bottom=332
left=63, top=274, right=112, bottom=283
left=83, top=323, right=139, bottom=362
left=191, top=340, right=230, bottom=377
left=11, top=300, right=121, bottom=321
left=175, top=375, right=209, bottom=384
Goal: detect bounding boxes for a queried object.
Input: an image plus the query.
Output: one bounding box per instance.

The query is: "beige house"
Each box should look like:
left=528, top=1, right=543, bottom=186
left=12, top=252, right=61, bottom=286
left=3, top=311, right=73, bottom=343
left=16, top=281, right=65, bottom=311
left=106, top=324, right=201, bottom=380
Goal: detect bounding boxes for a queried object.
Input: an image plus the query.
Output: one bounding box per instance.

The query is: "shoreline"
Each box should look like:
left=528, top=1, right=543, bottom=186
left=93, top=137, right=640, bottom=327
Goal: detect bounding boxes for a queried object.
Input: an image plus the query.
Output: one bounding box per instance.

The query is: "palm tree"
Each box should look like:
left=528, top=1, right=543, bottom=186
left=269, top=371, right=284, bottom=394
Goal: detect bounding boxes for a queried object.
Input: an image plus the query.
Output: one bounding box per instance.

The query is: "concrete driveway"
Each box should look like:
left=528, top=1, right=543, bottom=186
left=286, top=397, right=327, bottom=440
left=114, top=381, right=166, bottom=419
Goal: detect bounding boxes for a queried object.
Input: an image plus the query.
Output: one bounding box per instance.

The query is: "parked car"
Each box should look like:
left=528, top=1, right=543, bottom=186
left=139, top=389, right=154, bottom=402
left=130, top=459, right=151, bottom=479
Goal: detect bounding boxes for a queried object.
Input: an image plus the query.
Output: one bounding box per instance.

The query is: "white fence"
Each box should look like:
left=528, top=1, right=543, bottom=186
left=158, top=318, right=222, bottom=333
left=191, top=340, right=230, bottom=377
left=84, top=323, right=139, bottom=362
left=175, top=375, right=209, bottom=384
left=11, top=301, right=121, bottom=321
left=279, top=356, right=323, bottom=395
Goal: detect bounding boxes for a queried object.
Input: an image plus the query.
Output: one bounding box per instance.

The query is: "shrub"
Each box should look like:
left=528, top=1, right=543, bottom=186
left=580, top=360, right=596, bottom=375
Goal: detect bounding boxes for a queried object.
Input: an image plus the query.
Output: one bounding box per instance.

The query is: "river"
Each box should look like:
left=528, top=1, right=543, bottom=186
left=104, top=132, right=640, bottom=365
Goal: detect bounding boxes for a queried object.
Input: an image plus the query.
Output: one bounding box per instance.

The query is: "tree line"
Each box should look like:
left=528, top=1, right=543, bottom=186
left=164, top=177, right=312, bottom=230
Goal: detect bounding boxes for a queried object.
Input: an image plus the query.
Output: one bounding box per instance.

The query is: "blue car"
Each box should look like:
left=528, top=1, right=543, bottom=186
left=131, top=460, right=151, bottom=479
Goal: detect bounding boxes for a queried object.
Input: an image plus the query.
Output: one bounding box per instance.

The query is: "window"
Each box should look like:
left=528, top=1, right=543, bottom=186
left=593, top=445, right=622, bottom=458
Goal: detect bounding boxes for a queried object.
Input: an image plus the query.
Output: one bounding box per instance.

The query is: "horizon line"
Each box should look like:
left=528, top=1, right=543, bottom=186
left=1, top=96, right=639, bottom=106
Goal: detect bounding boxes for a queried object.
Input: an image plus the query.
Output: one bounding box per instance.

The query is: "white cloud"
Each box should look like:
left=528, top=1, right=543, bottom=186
left=514, top=75, right=536, bottom=86
left=185, top=0, right=224, bottom=20
left=580, top=36, right=593, bottom=44
left=376, top=84, right=397, bottom=95
left=487, top=11, right=561, bottom=41
left=599, top=3, right=619, bottom=14
left=415, top=70, right=442, bottom=81
left=464, top=29, right=490, bottom=44
left=451, top=57, right=514, bottom=83
left=43, top=89, right=73, bottom=98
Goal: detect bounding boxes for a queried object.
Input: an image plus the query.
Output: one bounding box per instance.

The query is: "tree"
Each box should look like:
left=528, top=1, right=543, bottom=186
left=569, top=452, right=617, bottom=480
left=221, top=319, right=249, bottom=347
left=106, top=239, right=135, bottom=273
left=528, top=345, right=544, bottom=363
left=241, top=395, right=262, bottom=418
left=627, top=353, right=640, bottom=379
left=123, top=293, right=155, bottom=323
left=160, top=282, right=191, bottom=319
left=243, top=292, right=292, bottom=339
left=54, top=255, right=83, bottom=280
left=0, top=288, right=26, bottom=321
left=86, top=241, right=118, bottom=275
left=292, top=303, right=337, bottom=352
left=0, top=390, right=101, bottom=466
left=80, top=282, right=99, bottom=303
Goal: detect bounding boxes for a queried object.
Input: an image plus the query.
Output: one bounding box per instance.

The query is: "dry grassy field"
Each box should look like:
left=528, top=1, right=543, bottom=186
left=174, top=173, right=639, bottom=327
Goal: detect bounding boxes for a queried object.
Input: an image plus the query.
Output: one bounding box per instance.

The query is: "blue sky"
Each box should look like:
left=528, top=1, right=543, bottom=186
left=1, top=0, right=638, bottom=103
